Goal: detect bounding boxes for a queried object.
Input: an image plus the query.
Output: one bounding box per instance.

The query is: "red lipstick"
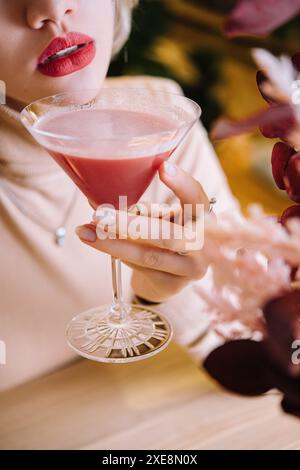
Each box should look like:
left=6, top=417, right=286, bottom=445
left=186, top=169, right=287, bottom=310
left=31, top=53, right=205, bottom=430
left=37, top=32, right=96, bottom=78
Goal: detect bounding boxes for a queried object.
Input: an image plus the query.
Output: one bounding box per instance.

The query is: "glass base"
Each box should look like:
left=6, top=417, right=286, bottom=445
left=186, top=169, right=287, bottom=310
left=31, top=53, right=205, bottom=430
left=66, top=304, right=173, bottom=363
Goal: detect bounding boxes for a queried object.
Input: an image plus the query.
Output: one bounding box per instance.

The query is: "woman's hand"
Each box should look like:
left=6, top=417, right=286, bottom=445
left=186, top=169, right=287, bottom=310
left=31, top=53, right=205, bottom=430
left=75, top=161, right=214, bottom=303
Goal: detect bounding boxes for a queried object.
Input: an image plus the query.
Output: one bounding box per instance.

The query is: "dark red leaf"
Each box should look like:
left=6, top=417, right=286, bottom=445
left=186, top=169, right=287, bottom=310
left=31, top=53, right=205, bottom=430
left=280, top=204, right=300, bottom=226
left=281, top=395, right=300, bottom=417
left=284, top=153, right=300, bottom=203
left=259, top=104, right=296, bottom=140
left=211, top=105, right=295, bottom=141
left=266, top=361, right=300, bottom=405
left=263, top=289, right=300, bottom=377
left=271, top=142, right=295, bottom=190
left=224, top=0, right=300, bottom=37
left=203, top=339, right=272, bottom=395
left=291, top=267, right=299, bottom=282
left=211, top=108, right=271, bottom=140
left=267, top=362, right=300, bottom=417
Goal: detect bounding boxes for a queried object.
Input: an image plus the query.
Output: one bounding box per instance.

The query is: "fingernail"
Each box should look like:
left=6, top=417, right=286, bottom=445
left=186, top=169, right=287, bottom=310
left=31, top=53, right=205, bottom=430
left=94, top=209, right=116, bottom=226
left=75, top=225, right=97, bottom=242
left=163, top=161, right=177, bottom=177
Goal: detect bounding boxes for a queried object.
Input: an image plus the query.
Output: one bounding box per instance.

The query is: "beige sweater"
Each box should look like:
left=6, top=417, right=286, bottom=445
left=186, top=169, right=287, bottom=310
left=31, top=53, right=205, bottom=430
left=0, top=76, right=238, bottom=391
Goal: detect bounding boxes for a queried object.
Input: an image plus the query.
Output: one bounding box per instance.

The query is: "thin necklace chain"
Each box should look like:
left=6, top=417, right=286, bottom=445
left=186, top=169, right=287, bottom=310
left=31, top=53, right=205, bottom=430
left=0, top=179, right=79, bottom=246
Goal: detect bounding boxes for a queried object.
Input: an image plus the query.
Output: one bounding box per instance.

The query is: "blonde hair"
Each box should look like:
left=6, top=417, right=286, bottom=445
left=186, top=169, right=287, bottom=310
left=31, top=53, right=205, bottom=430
left=112, top=0, right=139, bottom=57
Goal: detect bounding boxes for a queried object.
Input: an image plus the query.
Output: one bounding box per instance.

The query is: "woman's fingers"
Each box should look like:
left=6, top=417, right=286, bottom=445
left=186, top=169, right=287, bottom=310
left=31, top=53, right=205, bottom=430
left=76, top=224, right=206, bottom=278
left=93, top=208, right=202, bottom=252
left=129, top=200, right=181, bottom=221
left=159, top=162, right=210, bottom=217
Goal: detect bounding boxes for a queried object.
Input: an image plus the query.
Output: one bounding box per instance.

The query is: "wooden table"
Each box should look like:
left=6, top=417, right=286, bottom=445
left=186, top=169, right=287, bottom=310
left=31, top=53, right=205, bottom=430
left=0, top=342, right=299, bottom=450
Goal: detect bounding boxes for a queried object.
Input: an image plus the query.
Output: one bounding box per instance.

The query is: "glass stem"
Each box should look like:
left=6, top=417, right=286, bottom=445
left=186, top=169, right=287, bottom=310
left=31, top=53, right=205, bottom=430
left=110, top=256, right=127, bottom=322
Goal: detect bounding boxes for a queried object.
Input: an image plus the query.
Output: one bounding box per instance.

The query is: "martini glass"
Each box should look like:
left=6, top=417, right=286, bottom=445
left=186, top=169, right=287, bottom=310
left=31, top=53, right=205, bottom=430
left=21, top=88, right=201, bottom=363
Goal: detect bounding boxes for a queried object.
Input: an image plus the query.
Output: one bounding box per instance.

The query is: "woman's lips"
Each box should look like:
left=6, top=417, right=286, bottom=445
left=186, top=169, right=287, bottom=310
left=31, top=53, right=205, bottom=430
left=37, top=32, right=96, bottom=78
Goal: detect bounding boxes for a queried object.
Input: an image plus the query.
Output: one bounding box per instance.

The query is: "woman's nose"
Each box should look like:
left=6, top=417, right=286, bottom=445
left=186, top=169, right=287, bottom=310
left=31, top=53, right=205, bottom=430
left=25, top=0, right=78, bottom=30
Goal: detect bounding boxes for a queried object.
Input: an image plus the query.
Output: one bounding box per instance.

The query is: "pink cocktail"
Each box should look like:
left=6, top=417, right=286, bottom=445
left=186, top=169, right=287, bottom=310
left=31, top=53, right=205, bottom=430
left=36, top=109, right=176, bottom=208
left=21, top=88, right=201, bottom=363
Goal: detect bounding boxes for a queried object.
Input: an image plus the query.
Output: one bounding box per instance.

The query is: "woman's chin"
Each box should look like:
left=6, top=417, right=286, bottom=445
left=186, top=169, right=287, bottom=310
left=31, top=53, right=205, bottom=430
left=23, top=69, right=107, bottom=104
left=8, top=63, right=109, bottom=109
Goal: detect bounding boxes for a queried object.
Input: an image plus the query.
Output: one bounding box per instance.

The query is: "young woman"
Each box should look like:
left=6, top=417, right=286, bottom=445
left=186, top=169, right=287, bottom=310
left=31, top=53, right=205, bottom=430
left=0, top=0, right=238, bottom=390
